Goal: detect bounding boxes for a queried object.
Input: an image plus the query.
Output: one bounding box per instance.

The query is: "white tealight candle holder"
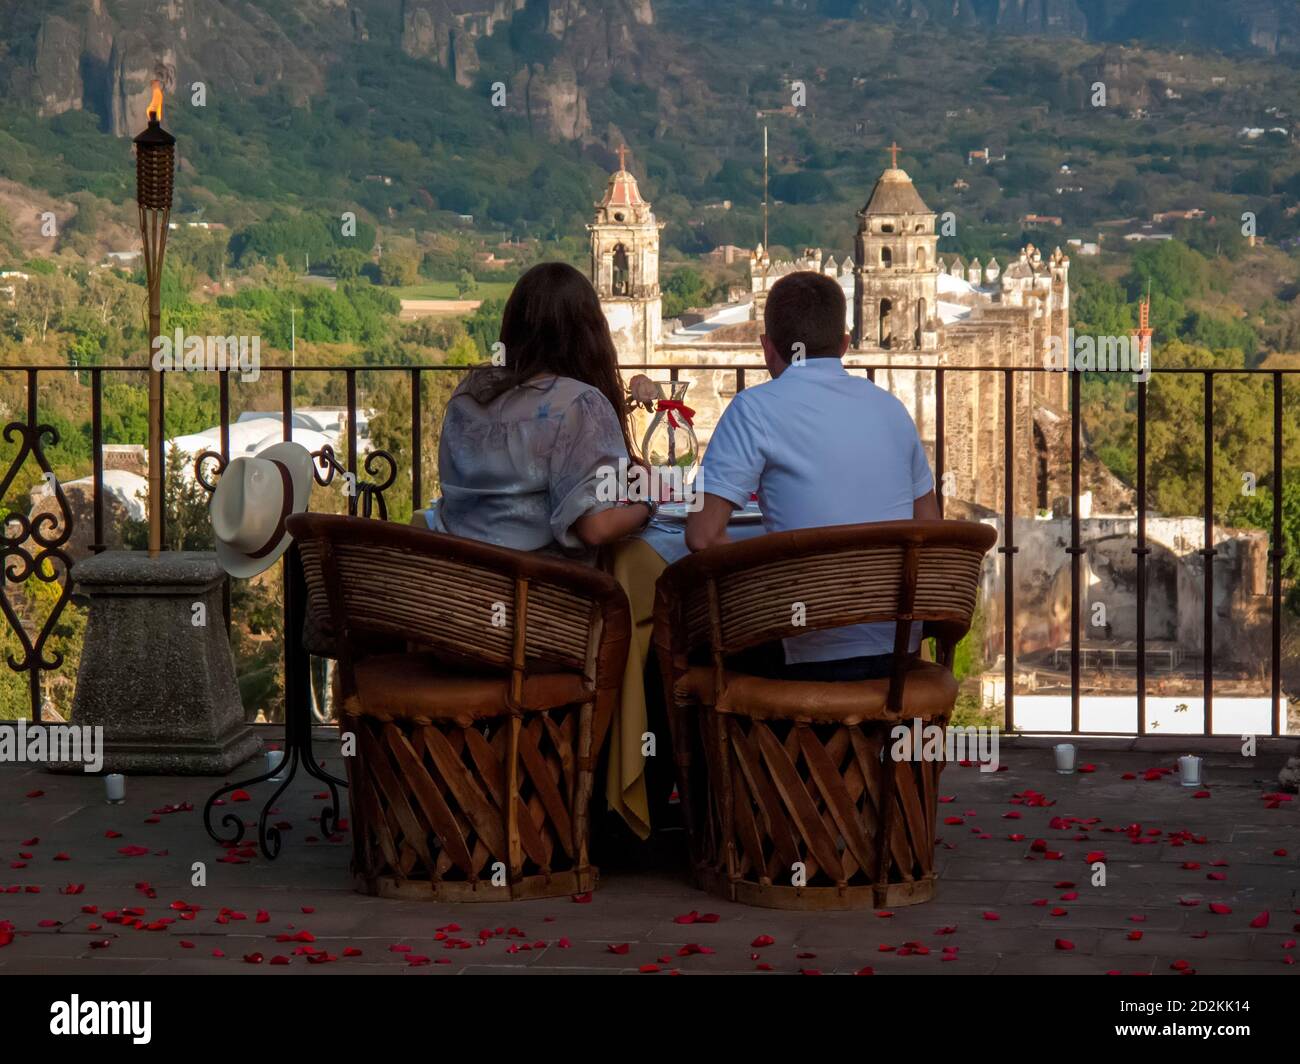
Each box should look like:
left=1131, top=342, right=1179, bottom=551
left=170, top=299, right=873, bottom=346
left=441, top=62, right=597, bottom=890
left=266, top=749, right=285, bottom=781
left=1053, top=743, right=1076, bottom=774
left=1178, top=754, right=1202, bottom=787
left=105, top=773, right=126, bottom=804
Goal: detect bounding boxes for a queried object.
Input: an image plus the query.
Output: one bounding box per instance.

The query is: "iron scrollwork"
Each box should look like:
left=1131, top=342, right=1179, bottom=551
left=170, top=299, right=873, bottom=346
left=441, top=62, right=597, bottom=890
left=310, top=445, right=396, bottom=520
left=0, top=411, right=75, bottom=722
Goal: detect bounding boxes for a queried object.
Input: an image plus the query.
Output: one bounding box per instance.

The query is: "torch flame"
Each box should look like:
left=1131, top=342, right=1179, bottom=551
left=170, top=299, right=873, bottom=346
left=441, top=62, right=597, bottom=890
left=148, top=80, right=163, bottom=123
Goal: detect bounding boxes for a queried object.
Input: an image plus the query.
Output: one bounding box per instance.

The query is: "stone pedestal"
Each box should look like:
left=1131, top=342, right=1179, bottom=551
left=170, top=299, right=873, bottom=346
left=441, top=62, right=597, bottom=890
left=53, top=551, right=261, bottom=775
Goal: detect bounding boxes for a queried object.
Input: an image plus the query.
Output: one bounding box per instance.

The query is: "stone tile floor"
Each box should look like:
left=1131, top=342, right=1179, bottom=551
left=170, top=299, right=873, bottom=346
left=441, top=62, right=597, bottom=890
left=0, top=738, right=1296, bottom=976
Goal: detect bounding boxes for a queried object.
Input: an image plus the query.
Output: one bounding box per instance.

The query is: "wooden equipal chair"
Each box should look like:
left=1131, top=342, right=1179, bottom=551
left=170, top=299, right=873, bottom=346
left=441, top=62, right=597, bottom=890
left=652, top=519, right=997, bottom=910
left=287, top=513, right=630, bottom=901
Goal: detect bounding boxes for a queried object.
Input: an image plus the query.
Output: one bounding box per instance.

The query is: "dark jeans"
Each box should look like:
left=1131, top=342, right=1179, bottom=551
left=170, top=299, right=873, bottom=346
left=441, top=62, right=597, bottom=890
left=726, top=641, right=896, bottom=681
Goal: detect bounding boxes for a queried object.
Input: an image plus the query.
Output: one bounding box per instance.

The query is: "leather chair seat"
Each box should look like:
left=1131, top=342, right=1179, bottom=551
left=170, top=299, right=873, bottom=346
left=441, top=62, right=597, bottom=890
left=674, top=659, right=958, bottom=725
left=348, top=652, right=591, bottom=726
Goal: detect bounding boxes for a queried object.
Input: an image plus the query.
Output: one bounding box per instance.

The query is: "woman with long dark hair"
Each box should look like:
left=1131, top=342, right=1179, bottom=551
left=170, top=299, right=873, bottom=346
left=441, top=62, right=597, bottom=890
left=427, top=262, right=653, bottom=558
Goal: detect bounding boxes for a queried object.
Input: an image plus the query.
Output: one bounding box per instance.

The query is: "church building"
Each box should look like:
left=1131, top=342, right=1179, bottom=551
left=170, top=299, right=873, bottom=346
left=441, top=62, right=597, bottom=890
left=588, top=147, right=1073, bottom=517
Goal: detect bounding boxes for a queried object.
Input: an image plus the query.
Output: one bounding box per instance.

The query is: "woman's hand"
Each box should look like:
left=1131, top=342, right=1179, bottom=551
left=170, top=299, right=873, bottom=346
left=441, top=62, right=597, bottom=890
left=572, top=502, right=653, bottom=547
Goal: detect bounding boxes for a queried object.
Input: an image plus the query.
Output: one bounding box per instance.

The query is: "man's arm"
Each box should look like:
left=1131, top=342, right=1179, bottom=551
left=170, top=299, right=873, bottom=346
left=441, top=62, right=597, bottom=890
left=685, top=493, right=737, bottom=552
left=913, top=489, right=941, bottom=521
left=686, top=389, right=764, bottom=553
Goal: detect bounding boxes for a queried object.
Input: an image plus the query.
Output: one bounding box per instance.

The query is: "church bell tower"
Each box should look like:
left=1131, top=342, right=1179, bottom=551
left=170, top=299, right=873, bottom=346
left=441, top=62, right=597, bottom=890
left=588, top=145, right=664, bottom=364
left=853, top=144, right=940, bottom=352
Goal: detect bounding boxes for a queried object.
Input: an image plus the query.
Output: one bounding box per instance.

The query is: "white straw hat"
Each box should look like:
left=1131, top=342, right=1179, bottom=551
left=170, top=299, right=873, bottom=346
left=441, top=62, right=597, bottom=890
left=210, top=441, right=314, bottom=578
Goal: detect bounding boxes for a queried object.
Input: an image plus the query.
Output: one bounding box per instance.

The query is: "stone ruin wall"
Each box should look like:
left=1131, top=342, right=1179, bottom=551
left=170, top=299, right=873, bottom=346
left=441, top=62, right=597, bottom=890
left=979, top=515, right=1272, bottom=674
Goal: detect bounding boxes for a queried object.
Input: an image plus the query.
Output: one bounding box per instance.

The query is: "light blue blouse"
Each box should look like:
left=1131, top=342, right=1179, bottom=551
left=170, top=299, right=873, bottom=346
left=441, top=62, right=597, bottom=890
left=428, top=372, right=628, bottom=561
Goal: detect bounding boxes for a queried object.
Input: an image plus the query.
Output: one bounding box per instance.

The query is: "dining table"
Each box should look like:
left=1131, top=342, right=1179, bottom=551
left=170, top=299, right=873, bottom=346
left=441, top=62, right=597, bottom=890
left=605, top=502, right=766, bottom=838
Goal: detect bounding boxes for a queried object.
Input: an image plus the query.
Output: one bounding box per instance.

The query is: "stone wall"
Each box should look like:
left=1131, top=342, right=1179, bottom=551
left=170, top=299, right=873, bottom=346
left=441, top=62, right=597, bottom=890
left=980, top=514, right=1272, bottom=672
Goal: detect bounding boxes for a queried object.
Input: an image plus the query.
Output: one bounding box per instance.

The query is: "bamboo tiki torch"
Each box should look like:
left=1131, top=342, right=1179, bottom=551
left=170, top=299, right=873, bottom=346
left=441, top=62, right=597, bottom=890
left=134, top=79, right=175, bottom=557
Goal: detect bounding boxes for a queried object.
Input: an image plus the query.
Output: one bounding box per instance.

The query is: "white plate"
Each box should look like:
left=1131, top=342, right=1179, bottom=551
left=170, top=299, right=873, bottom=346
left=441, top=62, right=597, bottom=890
left=655, top=501, right=763, bottom=524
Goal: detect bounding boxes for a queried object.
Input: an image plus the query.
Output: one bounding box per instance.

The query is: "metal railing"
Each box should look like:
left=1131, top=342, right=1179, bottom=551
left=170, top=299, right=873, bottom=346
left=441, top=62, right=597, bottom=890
left=0, top=360, right=1292, bottom=737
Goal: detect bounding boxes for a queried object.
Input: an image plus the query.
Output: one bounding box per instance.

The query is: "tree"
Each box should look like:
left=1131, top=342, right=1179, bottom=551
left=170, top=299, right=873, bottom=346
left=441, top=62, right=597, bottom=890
left=465, top=298, right=506, bottom=357
left=121, top=446, right=214, bottom=553
left=0, top=204, right=18, bottom=261
left=378, top=252, right=420, bottom=287
left=1238, top=478, right=1300, bottom=614
left=1144, top=340, right=1300, bottom=519
left=1123, top=241, right=1210, bottom=304
left=662, top=267, right=710, bottom=319
left=12, top=271, right=78, bottom=343
left=58, top=192, right=104, bottom=257
left=83, top=269, right=137, bottom=331
left=326, top=247, right=368, bottom=280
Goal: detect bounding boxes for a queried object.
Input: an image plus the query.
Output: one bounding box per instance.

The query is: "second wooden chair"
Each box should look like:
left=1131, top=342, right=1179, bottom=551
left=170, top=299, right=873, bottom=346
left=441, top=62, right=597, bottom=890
left=653, top=519, right=996, bottom=910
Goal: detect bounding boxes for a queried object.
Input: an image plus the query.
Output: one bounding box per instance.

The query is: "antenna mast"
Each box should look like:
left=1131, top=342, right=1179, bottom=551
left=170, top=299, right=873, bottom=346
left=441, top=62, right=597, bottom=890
left=762, top=123, right=770, bottom=295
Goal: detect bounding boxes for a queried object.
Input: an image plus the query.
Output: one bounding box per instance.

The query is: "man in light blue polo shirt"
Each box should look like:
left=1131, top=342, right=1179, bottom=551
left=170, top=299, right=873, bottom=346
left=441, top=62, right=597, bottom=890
left=685, top=270, right=940, bottom=681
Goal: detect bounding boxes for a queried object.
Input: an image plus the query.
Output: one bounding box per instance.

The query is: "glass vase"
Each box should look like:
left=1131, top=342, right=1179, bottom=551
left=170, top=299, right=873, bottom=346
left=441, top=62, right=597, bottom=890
left=639, top=379, right=699, bottom=502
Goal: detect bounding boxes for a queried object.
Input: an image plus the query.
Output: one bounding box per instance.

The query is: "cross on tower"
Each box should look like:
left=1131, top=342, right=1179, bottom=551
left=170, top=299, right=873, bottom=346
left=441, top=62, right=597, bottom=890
left=618, top=144, right=628, bottom=171
left=888, top=141, right=901, bottom=169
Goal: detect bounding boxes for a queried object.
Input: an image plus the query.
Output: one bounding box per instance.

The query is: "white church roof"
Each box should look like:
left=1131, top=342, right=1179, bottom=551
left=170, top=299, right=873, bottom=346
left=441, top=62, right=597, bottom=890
left=672, top=301, right=753, bottom=342
left=674, top=267, right=985, bottom=340
left=62, top=469, right=148, bottom=522
left=167, top=418, right=336, bottom=481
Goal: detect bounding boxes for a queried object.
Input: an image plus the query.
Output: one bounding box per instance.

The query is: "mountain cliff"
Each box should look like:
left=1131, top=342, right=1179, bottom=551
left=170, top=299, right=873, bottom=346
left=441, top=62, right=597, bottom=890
left=768, top=0, right=1300, bottom=55
left=5, top=0, right=1296, bottom=151
left=1, top=0, right=659, bottom=143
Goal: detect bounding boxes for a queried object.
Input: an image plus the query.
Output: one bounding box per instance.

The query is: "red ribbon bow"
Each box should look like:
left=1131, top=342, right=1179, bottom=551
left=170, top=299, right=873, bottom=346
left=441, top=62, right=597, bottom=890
left=656, top=398, right=695, bottom=429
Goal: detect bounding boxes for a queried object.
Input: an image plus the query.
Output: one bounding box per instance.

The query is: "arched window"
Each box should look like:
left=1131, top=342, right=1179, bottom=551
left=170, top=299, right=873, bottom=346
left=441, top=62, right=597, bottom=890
left=612, top=244, right=630, bottom=296
left=881, top=247, right=892, bottom=268
left=881, top=223, right=895, bottom=234
left=879, top=298, right=893, bottom=348
left=916, top=247, right=927, bottom=269
left=915, top=298, right=926, bottom=346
